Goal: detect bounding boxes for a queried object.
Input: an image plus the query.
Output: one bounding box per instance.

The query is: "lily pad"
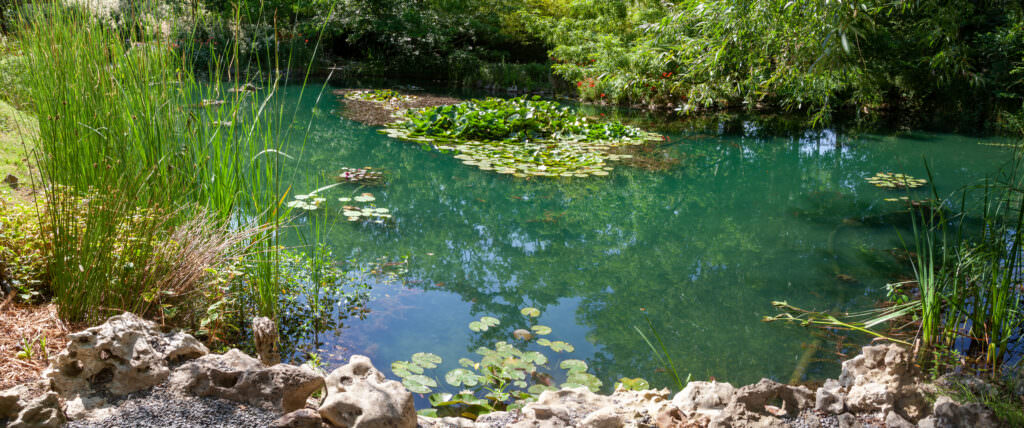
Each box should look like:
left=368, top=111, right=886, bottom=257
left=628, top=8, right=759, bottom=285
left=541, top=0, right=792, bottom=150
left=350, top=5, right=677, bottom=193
left=559, top=359, right=588, bottom=373
left=530, top=325, right=552, bottom=336
left=412, top=352, right=442, bottom=369
left=520, top=307, right=541, bottom=317
left=445, top=368, right=482, bottom=387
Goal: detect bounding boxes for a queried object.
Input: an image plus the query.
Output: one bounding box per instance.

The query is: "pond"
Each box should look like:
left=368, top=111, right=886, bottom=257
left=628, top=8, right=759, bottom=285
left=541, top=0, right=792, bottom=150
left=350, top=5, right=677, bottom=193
left=274, top=83, right=1012, bottom=395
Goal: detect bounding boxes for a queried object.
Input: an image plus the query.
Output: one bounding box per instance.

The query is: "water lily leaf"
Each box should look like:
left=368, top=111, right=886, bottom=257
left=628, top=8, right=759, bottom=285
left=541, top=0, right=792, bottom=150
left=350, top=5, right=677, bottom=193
left=412, top=352, right=442, bottom=369
left=520, top=307, right=541, bottom=317
left=445, top=368, right=481, bottom=387
left=564, top=372, right=602, bottom=392
left=480, top=316, right=500, bottom=327
left=427, top=393, right=453, bottom=407
left=615, top=377, right=650, bottom=391
left=402, top=374, right=436, bottom=394
left=469, top=321, right=485, bottom=332
left=536, top=338, right=552, bottom=347
left=528, top=384, right=556, bottom=394
left=458, top=358, right=477, bottom=368
left=392, top=360, right=423, bottom=376
left=343, top=210, right=362, bottom=217
left=548, top=341, right=574, bottom=352
left=559, top=359, right=588, bottom=373
left=522, top=351, right=547, bottom=365
left=354, top=194, right=376, bottom=202
left=530, top=325, right=552, bottom=335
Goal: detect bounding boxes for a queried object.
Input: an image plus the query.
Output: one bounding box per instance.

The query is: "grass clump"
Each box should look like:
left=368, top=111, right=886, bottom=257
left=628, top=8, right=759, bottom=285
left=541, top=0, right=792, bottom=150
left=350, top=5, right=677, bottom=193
left=381, top=96, right=662, bottom=177
left=14, top=3, right=294, bottom=326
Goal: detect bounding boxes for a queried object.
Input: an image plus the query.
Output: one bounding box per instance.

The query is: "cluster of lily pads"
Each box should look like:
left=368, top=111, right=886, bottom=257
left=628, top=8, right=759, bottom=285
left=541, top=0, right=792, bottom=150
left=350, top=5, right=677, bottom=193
left=336, top=167, right=385, bottom=186
left=390, top=307, right=602, bottom=419
left=379, top=96, right=661, bottom=177
left=865, top=172, right=928, bottom=189
left=286, top=193, right=327, bottom=211
left=345, top=89, right=415, bottom=104
left=339, top=193, right=392, bottom=224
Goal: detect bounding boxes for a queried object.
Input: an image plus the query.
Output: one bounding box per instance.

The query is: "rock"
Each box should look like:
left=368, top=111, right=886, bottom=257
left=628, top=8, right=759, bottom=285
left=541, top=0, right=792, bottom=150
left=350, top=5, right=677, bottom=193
left=837, top=412, right=861, bottom=428
left=253, top=316, right=281, bottom=366
left=579, top=407, right=624, bottom=428
left=318, top=354, right=415, bottom=428
left=270, top=408, right=324, bottom=428
left=0, top=385, right=65, bottom=428
left=43, top=312, right=208, bottom=419
left=521, top=387, right=611, bottom=426
left=415, top=414, right=476, bottom=427
left=474, top=411, right=516, bottom=427
left=672, top=381, right=735, bottom=415
left=929, top=395, right=998, bottom=427
left=3, top=173, right=17, bottom=189
left=168, top=348, right=324, bottom=413
left=814, top=379, right=845, bottom=414
left=708, top=379, right=812, bottom=428
left=885, top=410, right=915, bottom=428
left=837, top=344, right=928, bottom=421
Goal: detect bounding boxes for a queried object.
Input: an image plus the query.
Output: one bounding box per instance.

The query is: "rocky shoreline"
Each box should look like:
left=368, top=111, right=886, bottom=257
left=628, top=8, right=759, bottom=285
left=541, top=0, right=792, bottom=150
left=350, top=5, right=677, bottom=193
left=0, top=313, right=1002, bottom=427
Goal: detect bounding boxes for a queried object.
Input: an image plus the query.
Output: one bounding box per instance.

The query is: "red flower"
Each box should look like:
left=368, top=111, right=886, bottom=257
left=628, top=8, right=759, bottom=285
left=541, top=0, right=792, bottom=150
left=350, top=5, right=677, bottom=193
left=600, top=93, right=605, bottom=98
left=577, top=81, right=583, bottom=87
left=304, top=39, right=309, bottom=44
left=589, top=83, right=595, bottom=87
left=600, top=113, right=605, bottom=116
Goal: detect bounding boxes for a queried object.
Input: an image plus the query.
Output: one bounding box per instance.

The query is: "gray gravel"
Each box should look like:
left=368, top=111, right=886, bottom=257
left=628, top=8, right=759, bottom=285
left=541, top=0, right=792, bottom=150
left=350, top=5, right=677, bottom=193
left=66, top=385, right=278, bottom=428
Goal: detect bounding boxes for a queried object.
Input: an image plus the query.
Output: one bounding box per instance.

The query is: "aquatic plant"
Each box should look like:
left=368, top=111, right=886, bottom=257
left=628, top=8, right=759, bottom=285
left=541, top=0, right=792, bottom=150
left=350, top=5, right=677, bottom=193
left=380, top=96, right=662, bottom=177
left=391, top=307, right=601, bottom=419
left=335, top=167, right=385, bottom=186
left=345, top=89, right=413, bottom=104
left=340, top=193, right=393, bottom=224
left=866, top=172, right=928, bottom=189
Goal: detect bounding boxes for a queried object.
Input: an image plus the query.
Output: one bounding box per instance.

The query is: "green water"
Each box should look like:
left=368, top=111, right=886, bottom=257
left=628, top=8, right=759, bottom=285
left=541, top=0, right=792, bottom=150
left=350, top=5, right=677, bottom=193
left=277, top=84, right=1012, bottom=392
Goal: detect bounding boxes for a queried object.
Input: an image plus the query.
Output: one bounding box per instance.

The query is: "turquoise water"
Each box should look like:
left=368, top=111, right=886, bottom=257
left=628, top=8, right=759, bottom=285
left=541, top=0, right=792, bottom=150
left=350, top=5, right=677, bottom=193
left=276, top=85, right=1012, bottom=392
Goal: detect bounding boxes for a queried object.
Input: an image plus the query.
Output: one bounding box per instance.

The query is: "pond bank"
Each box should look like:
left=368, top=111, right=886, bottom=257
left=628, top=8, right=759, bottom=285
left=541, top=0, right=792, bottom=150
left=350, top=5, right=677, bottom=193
left=0, top=313, right=1007, bottom=427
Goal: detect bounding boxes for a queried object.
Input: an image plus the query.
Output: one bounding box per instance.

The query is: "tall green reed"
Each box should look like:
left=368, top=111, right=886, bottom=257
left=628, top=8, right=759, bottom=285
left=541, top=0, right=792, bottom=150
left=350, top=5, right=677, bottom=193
left=17, top=2, right=309, bottom=323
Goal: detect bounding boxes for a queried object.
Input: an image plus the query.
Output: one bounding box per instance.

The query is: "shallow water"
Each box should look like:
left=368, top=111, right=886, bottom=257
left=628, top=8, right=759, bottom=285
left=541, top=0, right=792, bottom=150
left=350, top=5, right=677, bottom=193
left=275, top=84, right=1012, bottom=393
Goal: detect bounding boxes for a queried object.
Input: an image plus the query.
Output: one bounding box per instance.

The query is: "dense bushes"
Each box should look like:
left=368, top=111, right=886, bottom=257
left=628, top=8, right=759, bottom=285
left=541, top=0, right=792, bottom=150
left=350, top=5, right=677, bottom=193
left=526, top=0, right=1024, bottom=127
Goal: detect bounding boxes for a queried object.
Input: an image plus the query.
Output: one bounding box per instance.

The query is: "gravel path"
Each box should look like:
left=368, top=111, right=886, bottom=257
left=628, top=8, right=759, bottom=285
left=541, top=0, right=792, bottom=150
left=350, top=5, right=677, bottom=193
left=66, top=385, right=278, bottom=428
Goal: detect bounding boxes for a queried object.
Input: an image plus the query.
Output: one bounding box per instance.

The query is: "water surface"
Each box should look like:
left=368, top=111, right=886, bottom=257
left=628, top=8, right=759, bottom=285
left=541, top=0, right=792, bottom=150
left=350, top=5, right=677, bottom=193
left=277, top=85, right=1011, bottom=392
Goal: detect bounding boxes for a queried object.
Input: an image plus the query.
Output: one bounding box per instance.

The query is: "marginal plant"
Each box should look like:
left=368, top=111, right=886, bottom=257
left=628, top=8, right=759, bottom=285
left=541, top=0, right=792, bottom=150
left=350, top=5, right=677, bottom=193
left=391, top=307, right=602, bottom=419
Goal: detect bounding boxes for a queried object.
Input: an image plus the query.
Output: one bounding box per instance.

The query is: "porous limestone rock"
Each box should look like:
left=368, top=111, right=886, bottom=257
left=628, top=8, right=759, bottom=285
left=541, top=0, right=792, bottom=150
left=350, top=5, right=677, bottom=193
left=672, top=381, right=736, bottom=417
left=416, top=414, right=476, bottom=428
left=168, top=348, right=324, bottom=413
left=919, top=395, right=998, bottom=428
left=0, top=382, right=65, bottom=428
left=253, top=316, right=282, bottom=366
left=814, top=378, right=845, bottom=414
left=42, top=312, right=208, bottom=419
left=270, top=408, right=324, bottom=428
left=318, top=354, right=416, bottom=428
left=708, top=379, right=813, bottom=428
left=838, top=344, right=930, bottom=421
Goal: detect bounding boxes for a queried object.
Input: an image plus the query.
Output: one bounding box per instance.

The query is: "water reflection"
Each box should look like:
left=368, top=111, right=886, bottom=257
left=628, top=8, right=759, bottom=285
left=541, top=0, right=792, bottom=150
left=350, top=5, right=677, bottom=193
left=275, top=85, right=1012, bottom=393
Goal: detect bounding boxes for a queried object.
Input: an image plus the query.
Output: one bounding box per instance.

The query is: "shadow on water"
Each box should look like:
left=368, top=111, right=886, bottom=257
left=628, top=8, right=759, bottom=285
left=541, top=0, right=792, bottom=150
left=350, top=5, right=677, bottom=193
left=270, top=83, right=1015, bottom=395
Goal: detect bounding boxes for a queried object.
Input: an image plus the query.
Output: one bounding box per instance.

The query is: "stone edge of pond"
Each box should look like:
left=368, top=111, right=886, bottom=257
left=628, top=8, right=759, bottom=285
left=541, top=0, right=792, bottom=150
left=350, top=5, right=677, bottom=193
left=0, top=312, right=1003, bottom=428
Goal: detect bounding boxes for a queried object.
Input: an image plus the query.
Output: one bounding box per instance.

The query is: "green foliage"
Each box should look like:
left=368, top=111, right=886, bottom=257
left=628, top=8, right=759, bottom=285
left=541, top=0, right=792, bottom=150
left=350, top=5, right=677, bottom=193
left=382, top=96, right=660, bottom=177
left=525, top=0, right=1024, bottom=126
left=15, top=2, right=301, bottom=324
left=392, top=307, right=602, bottom=419
left=0, top=200, right=48, bottom=301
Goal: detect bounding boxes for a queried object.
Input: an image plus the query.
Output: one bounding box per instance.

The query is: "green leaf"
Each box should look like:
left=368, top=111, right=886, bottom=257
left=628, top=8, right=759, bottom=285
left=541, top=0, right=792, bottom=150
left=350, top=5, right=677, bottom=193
left=528, top=384, right=556, bottom=395
left=548, top=341, right=575, bottom=352
left=417, top=408, right=439, bottom=418
left=459, top=357, right=477, bottom=368
left=536, top=338, right=552, bottom=347
left=522, top=351, right=547, bottom=365
left=615, top=377, right=651, bottom=391
left=565, top=372, right=602, bottom=392
left=445, top=368, right=482, bottom=387
left=481, top=316, right=500, bottom=327
left=402, top=374, right=437, bottom=394
left=428, top=393, right=454, bottom=407
left=412, top=352, right=442, bottom=369
left=559, top=359, right=588, bottom=373
left=520, top=307, right=541, bottom=317
left=392, top=360, right=423, bottom=376
left=530, top=325, right=552, bottom=335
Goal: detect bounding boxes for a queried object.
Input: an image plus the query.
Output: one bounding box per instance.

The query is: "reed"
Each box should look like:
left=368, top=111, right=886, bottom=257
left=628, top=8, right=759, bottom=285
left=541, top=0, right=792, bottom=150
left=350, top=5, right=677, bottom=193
left=15, top=2, right=308, bottom=323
